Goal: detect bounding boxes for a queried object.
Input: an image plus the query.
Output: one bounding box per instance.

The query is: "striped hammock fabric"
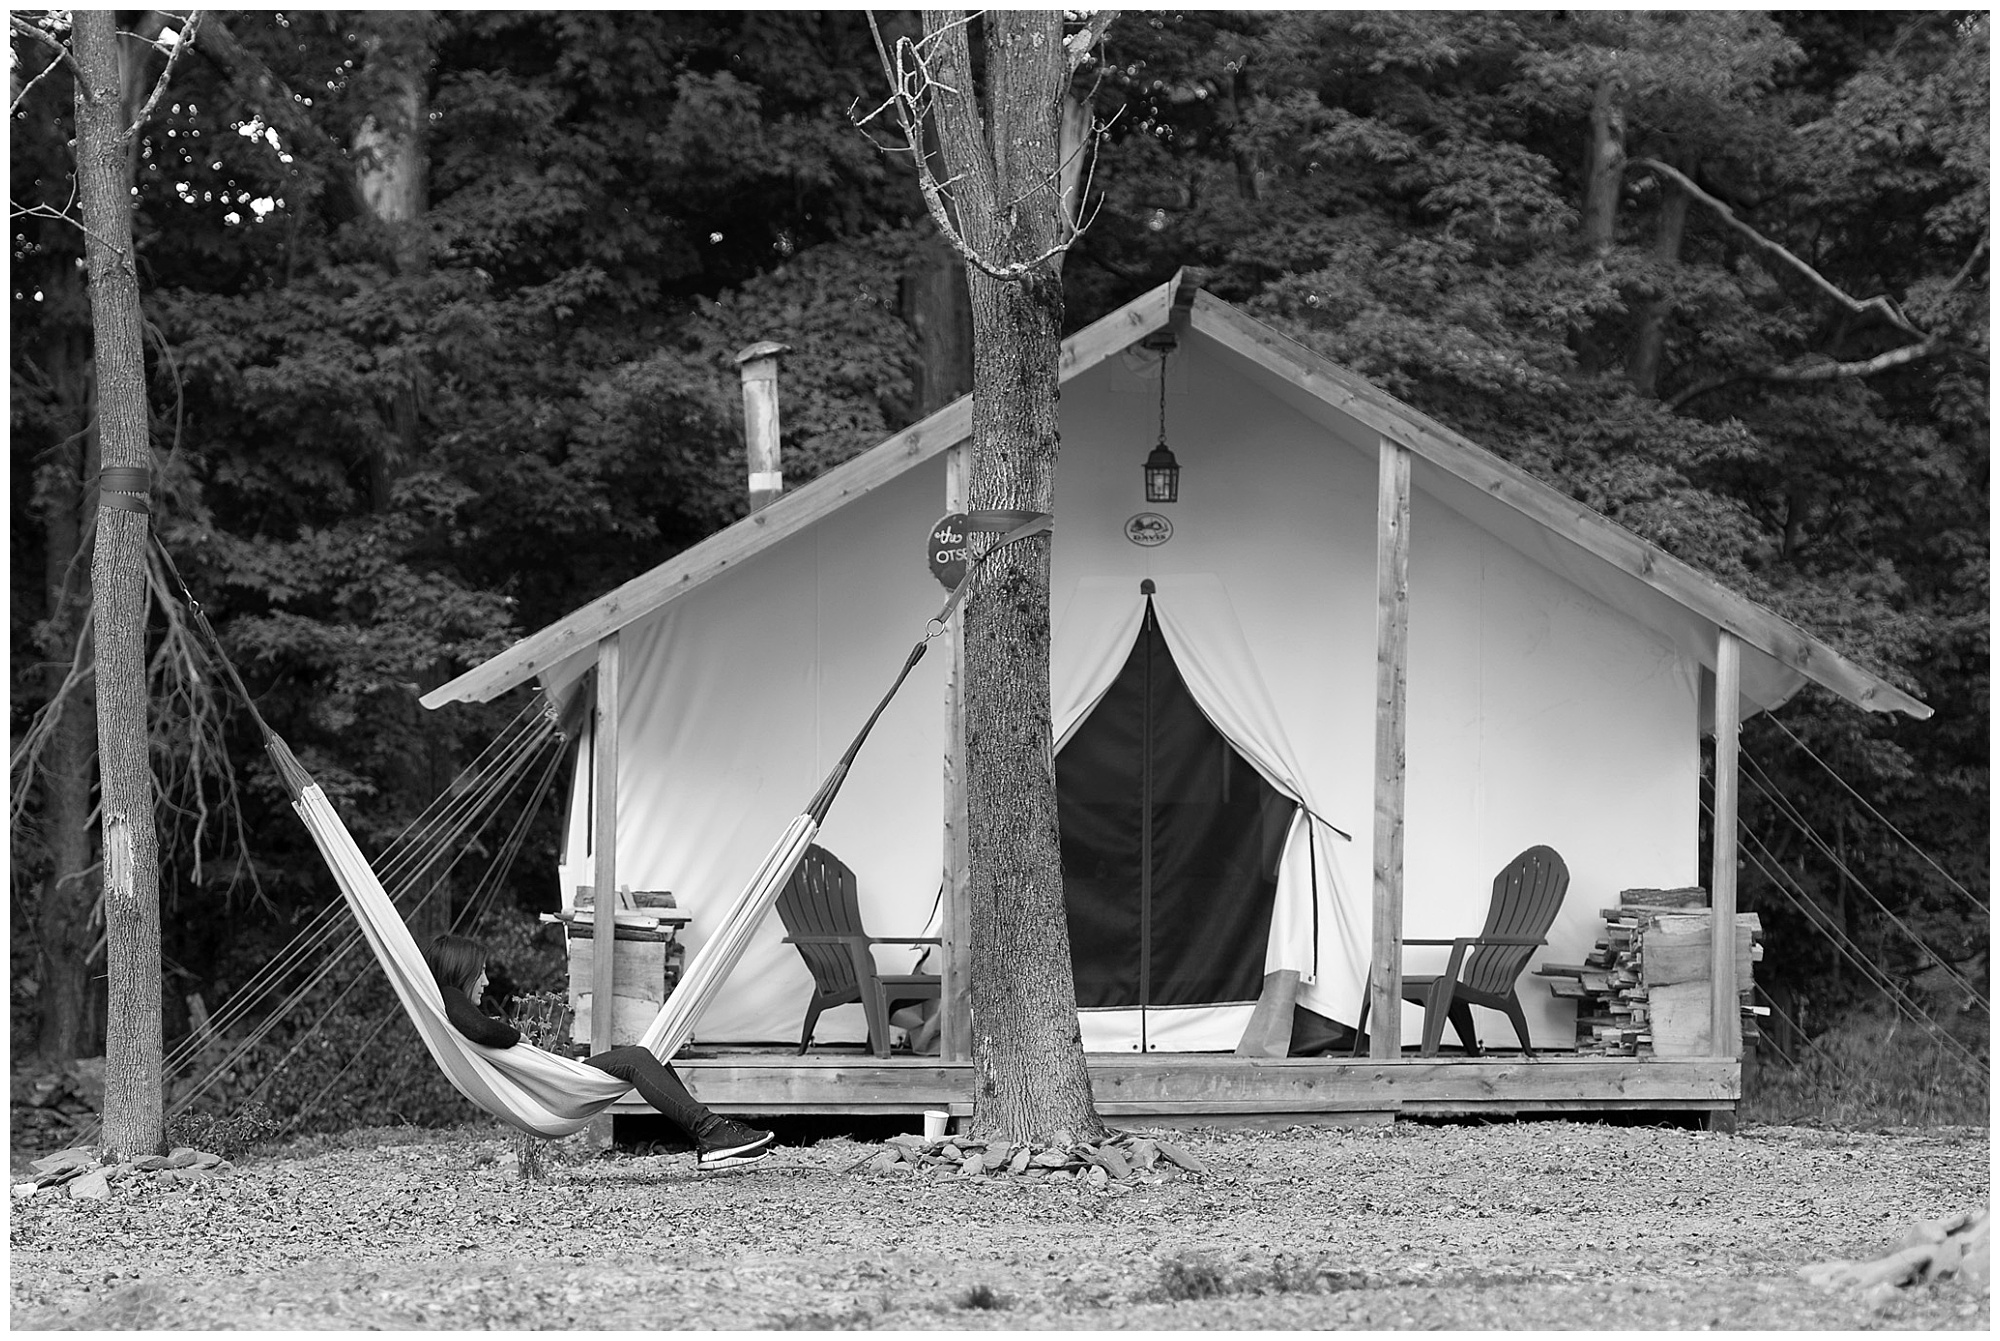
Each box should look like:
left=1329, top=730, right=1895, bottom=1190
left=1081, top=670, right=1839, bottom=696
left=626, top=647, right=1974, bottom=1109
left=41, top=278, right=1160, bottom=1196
left=294, top=767, right=817, bottom=1138
left=260, top=511, right=1051, bottom=1138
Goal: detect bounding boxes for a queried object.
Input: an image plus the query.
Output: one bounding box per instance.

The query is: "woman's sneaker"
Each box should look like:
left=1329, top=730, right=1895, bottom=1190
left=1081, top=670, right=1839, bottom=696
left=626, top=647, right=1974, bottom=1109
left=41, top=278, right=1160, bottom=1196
left=697, top=1117, right=775, bottom=1169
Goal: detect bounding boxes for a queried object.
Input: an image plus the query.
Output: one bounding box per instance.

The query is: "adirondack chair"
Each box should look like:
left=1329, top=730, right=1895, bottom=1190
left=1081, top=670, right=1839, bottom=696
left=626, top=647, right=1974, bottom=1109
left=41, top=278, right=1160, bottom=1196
left=1353, top=845, right=1570, bottom=1057
left=777, top=845, right=941, bottom=1058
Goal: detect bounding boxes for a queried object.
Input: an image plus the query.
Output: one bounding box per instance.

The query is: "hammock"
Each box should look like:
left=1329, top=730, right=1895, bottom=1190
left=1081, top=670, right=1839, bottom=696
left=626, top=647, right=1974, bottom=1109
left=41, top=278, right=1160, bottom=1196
left=161, top=511, right=1051, bottom=1139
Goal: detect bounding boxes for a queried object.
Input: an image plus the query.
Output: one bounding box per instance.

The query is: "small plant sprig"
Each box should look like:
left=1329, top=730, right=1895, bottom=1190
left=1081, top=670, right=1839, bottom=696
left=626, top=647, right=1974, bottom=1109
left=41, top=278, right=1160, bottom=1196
left=503, top=992, right=575, bottom=1180
left=164, top=1101, right=283, bottom=1160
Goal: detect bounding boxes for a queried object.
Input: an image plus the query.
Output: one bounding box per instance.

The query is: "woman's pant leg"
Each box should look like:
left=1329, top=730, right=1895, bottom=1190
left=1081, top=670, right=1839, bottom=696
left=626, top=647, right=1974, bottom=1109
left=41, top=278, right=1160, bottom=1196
left=584, top=1045, right=712, bottom=1138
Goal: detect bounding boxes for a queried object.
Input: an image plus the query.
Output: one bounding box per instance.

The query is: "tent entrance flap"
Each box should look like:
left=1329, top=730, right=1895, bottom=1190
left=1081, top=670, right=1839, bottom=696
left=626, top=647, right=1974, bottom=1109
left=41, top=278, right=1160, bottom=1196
left=1058, top=599, right=1290, bottom=1049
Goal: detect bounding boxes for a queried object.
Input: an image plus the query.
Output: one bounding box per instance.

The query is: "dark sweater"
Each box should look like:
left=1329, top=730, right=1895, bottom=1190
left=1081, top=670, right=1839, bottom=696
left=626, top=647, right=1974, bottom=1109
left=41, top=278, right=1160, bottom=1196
left=440, top=984, right=519, bottom=1048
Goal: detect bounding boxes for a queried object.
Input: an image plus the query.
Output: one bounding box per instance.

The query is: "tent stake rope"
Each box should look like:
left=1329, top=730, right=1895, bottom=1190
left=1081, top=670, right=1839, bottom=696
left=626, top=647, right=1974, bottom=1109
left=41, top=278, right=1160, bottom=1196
left=1764, top=713, right=1986, bottom=915
left=1740, top=746, right=1987, bottom=1012
left=1710, top=793, right=1986, bottom=1077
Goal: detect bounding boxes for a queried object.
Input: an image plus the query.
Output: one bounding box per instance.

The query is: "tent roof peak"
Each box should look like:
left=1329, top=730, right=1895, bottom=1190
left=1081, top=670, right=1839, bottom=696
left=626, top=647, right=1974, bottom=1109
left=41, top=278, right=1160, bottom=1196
left=422, top=273, right=1928, bottom=722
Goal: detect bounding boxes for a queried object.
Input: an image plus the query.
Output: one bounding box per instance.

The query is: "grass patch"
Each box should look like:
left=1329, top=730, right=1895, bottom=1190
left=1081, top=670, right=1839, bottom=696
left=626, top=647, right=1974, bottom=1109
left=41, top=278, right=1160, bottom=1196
left=1157, top=1251, right=1335, bottom=1301
left=957, top=1282, right=1008, bottom=1310
left=1745, top=1009, right=1989, bottom=1128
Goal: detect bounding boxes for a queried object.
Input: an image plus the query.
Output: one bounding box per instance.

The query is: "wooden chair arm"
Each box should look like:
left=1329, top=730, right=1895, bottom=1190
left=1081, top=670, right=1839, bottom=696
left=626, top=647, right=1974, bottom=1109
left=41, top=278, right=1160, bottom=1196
left=783, top=935, right=940, bottom=946
left=1401, top=935, right=1546, bottom=948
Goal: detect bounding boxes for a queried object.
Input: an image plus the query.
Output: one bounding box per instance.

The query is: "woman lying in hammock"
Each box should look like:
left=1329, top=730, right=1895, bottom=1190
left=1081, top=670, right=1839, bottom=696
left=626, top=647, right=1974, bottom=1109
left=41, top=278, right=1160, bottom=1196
left=425, top=933, right=776, bottom=1169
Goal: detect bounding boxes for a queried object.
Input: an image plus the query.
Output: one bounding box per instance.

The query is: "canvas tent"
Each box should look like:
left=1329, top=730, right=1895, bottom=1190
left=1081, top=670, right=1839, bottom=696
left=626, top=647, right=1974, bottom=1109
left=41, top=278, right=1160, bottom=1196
left=425, top=271, right=1927, bottom=1058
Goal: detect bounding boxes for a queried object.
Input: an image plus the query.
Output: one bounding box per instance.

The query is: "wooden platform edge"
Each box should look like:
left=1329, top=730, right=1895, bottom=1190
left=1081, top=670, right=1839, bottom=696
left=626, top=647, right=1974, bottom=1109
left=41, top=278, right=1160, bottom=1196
left=662, top=1054, right=1740, bottom=1118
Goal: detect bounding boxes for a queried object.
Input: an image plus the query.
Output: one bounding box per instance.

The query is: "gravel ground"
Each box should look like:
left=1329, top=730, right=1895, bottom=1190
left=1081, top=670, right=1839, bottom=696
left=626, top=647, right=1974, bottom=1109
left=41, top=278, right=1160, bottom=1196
left=8, top=1119, right=1989, bottom=1330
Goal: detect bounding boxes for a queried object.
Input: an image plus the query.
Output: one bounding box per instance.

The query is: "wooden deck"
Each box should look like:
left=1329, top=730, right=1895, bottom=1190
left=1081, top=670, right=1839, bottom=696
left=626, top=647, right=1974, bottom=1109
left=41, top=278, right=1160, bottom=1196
left=654, top=1050, right=1739, bottom=1124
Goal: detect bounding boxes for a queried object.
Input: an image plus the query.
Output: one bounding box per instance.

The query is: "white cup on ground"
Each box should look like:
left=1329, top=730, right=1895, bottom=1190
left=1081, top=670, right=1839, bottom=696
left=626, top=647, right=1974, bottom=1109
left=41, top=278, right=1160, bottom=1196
left=922, top=1110, right=949, bottom=1141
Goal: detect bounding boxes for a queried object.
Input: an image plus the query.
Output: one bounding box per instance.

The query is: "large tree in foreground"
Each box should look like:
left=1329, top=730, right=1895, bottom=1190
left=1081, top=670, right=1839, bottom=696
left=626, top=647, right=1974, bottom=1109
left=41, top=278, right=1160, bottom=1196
left=871, top=9, right=1114, bottom=1144
left=63, top=8, right=201, bottom=1158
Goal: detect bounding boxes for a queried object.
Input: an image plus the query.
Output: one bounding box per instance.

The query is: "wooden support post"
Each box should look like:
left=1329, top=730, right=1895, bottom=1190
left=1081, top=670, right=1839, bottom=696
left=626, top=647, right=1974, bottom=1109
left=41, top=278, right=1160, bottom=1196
left=1370, top=438, right=1411, bottom=1059
left=590, top=633, right=621, bottom=1051
left=735, top=341, right=788, bottom=512
left=940, top=443, right=973, bottom=1063
left=1709, top=629, right=1743, bottom=1059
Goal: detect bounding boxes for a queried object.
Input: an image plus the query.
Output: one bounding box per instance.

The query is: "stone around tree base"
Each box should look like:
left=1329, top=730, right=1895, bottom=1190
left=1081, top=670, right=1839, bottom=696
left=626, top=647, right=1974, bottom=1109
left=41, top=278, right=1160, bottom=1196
left=13, top=1145, right=233, bottom=1199
left=855, top=1128, right=1208, bottom=1185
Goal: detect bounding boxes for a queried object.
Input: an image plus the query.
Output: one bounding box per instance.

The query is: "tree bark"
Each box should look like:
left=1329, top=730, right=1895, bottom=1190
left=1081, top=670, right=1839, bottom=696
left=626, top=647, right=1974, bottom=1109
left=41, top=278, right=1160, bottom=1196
left=1575, top=76, right=1626, bottom=374
left=350, top=10, right=432, bottom=502
left=901, top=232, right=975, bottom=416
left=1579, top=77, right=1626, bottom=258
left=924, top=8, right=1105, bottom=1146
left=1627, top=177, right=1689, bottom=397
left=72, top=9, right=165, bottom=1159
left=31, top=399, right=100, bottom=1061
left=349, top=12, right=457, bottom=939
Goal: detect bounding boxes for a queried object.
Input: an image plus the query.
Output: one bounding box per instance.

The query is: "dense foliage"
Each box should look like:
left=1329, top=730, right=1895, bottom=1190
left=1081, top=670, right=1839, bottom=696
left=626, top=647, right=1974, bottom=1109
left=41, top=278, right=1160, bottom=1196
left=10, top=11, right=1986, bottom=1120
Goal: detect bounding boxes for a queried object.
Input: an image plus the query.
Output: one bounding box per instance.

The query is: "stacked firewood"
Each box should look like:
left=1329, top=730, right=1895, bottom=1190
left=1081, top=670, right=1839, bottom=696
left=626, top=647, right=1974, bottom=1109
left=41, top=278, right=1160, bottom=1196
left=1536, top=887, right=1764, bottom=1056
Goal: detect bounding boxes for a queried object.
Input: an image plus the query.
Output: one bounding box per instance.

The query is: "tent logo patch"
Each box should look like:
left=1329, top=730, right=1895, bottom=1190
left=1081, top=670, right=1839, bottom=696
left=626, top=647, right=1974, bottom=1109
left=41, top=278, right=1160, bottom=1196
left=1125, top=513, right=1174, bottom=547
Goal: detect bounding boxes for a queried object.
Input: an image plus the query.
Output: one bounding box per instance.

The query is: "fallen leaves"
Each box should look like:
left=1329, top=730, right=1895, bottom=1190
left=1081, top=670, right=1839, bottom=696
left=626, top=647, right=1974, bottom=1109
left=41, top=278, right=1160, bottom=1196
left=6, top=1121, right=1990, bottom=1332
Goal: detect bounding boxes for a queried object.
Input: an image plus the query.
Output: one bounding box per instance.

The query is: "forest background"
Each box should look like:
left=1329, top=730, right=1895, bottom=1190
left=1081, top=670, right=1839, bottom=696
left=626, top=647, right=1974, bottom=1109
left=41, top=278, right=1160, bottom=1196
left=9, top=10, right=1988, bottom=1136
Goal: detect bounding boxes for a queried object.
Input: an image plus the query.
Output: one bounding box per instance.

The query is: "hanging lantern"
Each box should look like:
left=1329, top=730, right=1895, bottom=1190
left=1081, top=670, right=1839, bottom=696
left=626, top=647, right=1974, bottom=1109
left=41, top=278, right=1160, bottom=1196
left=1144, top=442, right=1180, bottom=504
left=1142, top=332, right=1180, bottom=504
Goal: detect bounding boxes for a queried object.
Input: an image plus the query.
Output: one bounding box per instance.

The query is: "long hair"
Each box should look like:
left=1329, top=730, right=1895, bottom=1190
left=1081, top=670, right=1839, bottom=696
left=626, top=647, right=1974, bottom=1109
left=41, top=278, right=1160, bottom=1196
left=426, top=933, right=488, bottom=997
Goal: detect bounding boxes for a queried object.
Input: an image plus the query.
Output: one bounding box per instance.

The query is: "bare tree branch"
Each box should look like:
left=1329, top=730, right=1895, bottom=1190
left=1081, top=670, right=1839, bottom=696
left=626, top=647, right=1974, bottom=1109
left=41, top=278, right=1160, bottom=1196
left=122, top=10, right=205, bottom=143
left=11, top=48, right=71, bottom=115
left=863, top=11, right=1117, bottom=284
left=1628, top=156, right=1930, bottom=341
left=10, top=13, right=76, bottom=67
left=9, top=201, right=129, bottom=255
left=1941, top=234, right=1988, bottom=298
left=1066, top=10, right=1118, bottom=74
left=9, top=617, right=95, bottom=824
left=1666, top=338, right=1944, bottom=411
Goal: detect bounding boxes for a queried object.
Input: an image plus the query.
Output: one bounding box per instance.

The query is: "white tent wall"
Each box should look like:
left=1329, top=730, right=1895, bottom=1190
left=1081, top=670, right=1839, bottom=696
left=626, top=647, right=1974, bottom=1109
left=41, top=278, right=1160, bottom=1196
left=1051, top=339, right=1701, bottom=1048
left=549, top=324, right=1706, bottom=1053
left=558, top=458, right=953, bottom=1046
left=1402, top=487, right=1702, bottom=1046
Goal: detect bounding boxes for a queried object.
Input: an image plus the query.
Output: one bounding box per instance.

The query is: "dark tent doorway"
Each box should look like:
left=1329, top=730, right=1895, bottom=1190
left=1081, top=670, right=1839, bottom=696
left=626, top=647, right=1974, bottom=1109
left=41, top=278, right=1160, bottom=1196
left=1057, top=598, right=1292, bottom=1050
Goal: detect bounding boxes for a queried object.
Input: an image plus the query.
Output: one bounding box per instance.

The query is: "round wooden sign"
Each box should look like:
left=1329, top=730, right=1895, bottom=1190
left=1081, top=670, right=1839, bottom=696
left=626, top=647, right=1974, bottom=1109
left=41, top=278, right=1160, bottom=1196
left=928, top=513, right=969, bottom=589
left=1125, top=513, right=1174, bottom=547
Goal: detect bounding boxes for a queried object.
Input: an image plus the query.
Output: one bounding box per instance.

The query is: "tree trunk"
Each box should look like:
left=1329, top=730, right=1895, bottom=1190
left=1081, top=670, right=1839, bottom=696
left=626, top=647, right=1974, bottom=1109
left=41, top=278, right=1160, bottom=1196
left=924, top=8, right=1105, bottom=1146
left=1223, top=63, right=1263, bottom=203
left=1576, top=76, right=1626, bottom=374
left=30, top=333, right=101, bottom=1061
left=350, top=13, right=455, bottom=938
left=73, top=10, right=165, bottom=1159
left=1627, top=177, right=1689, bottom=396
left=351, top=9, right=432, bottom=502
left=902, top=233, right=976, bottom=416
left=1579, top=77, right=1626, bottom=257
